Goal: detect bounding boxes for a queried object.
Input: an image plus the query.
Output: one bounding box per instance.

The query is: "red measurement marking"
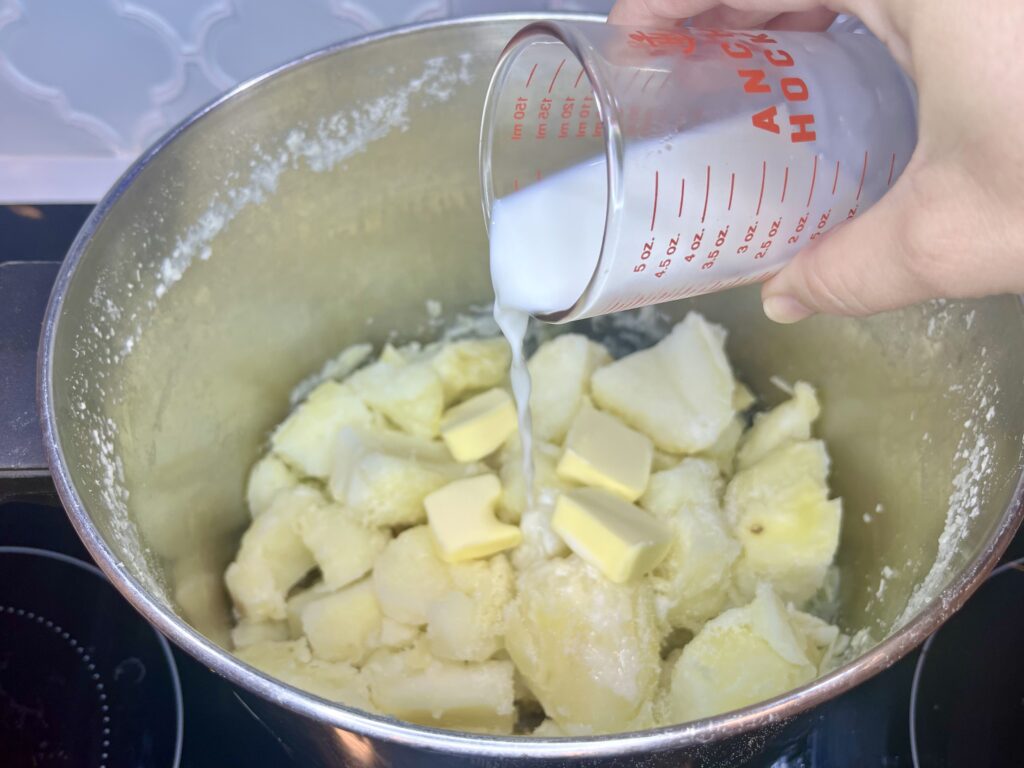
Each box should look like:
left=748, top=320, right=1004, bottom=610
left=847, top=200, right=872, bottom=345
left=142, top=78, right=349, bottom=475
left=651, top=171, right=659, bottom=231
left=806, top=155, right=818, bottom=208
left=548, top=59, right=566, bottom=94
left=728, top=173, right=736, bottom=211
left=701, top=166, right=711, bottom=224
left=756, top=161, right=766, bottom=216
left=535, top=170, right=542, bottom=181
left=781, top=166, right=789, bottom=203
left=887, top=152, right=896, bottom=186
left=525, top=63, right=538, bottom=88
left=678, top=178, right=685, bottom=217
left=513, top=178, right=519, bottom=191
left=574, top=68, right=585, bottom=88
left=832, top=160, right=840, bottom=196
left=856, top=151, right=868, bottom=201
left=642, top=73, right=656, bottom=92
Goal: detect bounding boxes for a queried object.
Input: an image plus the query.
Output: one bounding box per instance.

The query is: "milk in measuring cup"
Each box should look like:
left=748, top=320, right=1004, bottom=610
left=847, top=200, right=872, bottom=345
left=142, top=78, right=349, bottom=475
left=490, top=110, right=853, bottom=320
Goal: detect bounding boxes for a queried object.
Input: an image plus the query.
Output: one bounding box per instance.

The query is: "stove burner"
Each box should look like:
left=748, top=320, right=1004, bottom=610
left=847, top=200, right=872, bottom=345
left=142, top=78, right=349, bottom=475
left=0, top=547, right=182, bottom=767
left=910, top=558, right=1024, bottom=768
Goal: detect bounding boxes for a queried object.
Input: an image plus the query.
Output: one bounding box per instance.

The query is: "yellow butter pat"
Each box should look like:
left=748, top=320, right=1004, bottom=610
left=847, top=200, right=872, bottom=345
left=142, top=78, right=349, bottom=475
left=552, top=487, right=671, bottom=583
left=440, top=388, right=517, bottom=463
left=556, top=403, right=653, bottom=501
left=425, top=474, right=522, bottom=563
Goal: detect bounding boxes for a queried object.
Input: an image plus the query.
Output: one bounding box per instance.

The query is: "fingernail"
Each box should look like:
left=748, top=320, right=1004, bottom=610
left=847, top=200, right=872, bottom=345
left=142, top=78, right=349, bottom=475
left=763, top=295, right=813, bottom=324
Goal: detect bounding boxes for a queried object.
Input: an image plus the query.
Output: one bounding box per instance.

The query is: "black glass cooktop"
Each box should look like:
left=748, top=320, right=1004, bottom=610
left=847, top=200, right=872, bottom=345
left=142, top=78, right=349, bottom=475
left=2, top=204, right=1021, bottom=768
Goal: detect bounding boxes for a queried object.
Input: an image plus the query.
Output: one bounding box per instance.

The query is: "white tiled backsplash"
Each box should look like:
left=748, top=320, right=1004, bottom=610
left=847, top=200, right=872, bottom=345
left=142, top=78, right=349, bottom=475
left=0, top=0, right=610, bottom=202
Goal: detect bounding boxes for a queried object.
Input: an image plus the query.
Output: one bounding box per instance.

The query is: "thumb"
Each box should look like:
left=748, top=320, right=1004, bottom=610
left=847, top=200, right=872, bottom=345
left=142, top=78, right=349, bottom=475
left=760, top=171, right=933, bottom=323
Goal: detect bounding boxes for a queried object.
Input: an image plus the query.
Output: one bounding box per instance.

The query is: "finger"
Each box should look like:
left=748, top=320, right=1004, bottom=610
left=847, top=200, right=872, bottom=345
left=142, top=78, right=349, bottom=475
left=761, top=171, right=934, bottom=322
left=608, top=1, right=839, bottom=27
left=689, top=8, right=778, bottom=27
left=764, top=8, right=838, bottom=30
left=609, top=0, right=720, bottom=26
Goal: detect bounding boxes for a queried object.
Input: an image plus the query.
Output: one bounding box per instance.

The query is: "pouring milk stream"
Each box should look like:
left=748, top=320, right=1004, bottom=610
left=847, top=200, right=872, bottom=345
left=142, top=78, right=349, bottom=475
left=484, top=21, right=918, bottom=495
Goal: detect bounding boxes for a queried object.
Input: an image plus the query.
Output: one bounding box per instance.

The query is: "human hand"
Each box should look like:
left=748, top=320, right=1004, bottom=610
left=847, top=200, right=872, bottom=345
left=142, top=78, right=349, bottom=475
left=609, top=1, right=1024, bottom=323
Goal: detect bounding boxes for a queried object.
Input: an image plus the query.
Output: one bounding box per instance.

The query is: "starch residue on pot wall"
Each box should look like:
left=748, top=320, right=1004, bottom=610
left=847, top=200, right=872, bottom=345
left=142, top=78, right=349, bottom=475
left=69, top=55, right=474, bottom=601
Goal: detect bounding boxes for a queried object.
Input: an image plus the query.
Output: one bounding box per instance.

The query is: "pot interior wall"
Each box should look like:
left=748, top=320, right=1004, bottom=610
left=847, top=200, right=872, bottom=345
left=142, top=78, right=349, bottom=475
left=48, top=18, right=1024, bottom=686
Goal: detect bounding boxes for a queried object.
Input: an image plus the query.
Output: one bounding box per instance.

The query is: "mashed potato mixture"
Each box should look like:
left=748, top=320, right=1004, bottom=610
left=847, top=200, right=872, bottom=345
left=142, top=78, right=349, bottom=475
left=224, top=312, right=845, bottom=735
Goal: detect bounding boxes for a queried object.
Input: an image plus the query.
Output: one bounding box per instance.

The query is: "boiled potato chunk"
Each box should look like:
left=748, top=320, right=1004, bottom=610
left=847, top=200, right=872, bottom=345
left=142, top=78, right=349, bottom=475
left=285, top=581, right=332, bottom=637
left=379, top=342, right=408, bottom=365
left=330, top=426, right=467, bottom=527
left=640, top=456, right=722, bottom=518
left=301, top=579, right=382, bottom=664
left=271, top=381, right=377, bottom=478
left=363, top=642, right=516, bottom=734
left=236, top=638, right=373, bottom=710
left=732, top=381, right=756, bottom=411
left=591, top=313, right=736, bottom=453
left=332, top=424, right=452, bottom=471
left=224, top=486, right=318, bottom=621
left=231, top=619, right=289, bottom=649
left=346, top=454, right=459, bottom=528
left=376, top=617, right=421, bottom=650
left=504, top=557, right=661, bottom=734
left=246, top=454, right=298, bottom=517
left=641, top=459, right=740, bottom=631
left=787, top=607, right=845, bottom=671
left=724, top=440, right=841, bottom=604
left=665, top=584, right=818, bottom=723
left=736, top=382, right=820, bottom=470
left=427, top=555, right=513, bottom=662
left=698, top=416, right=744, bottom=477
left=652, top=449, right=684, bottom=472
left=295, top=502, right=390, bottom=589
left=528, top=334, right=612, bottom=443
left=431, top=337, right=511, bottom=403
left=288, top=342, right=374, bottom=405
left=348, top=359, right=445, bottom=437
left=372, top=526, right=452, bottom=626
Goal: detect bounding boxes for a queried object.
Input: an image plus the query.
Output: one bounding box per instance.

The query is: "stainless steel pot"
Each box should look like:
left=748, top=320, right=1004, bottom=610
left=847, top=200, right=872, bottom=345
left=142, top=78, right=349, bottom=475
left=36, top=14, right=1024, bottom=767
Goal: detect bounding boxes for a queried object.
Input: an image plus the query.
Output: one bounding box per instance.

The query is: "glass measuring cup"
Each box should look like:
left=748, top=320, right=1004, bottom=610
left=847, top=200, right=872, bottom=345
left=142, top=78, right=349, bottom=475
left=480, top=20, right=918, bottom=322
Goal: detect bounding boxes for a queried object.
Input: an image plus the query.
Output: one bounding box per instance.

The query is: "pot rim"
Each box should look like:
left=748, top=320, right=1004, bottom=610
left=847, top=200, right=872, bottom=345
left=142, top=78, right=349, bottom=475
left=38, top=12, right=1024, bottom=759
